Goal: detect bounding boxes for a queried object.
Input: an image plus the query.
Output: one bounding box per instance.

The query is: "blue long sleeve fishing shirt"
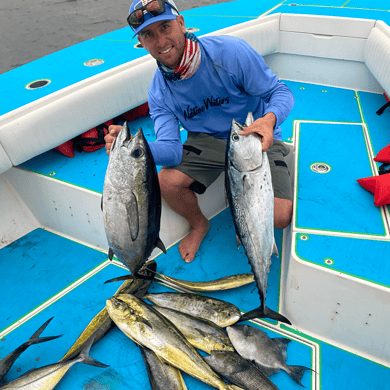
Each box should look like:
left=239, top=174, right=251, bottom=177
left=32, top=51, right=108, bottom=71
left=147, top=35, right=294, bottom=166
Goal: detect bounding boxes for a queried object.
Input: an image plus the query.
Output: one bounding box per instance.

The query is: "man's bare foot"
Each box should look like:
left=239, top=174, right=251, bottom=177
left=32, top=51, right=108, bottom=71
left=179, top=220, right=210, bottom=263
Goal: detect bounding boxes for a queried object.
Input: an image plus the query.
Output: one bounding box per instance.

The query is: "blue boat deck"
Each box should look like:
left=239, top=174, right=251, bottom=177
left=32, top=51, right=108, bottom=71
left=1, top=0, right=390, bottom=389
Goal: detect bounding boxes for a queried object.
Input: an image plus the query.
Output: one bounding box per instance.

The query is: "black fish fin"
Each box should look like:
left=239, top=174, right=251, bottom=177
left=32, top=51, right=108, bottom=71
left=155, top=237, right=166, bottom=254
left=78, top=335, right=109, bottom=368
left=237, top=306, right=291, bottom=325
left=285, top=365, right=313, bottom=387
left=126, top=192, right=139, bottom=241
left=273, top=337, right=291, bottom=362
left=104, top=274, right=134, bottom=284
left=108, top=248, right=114, bottom=261
left=101, top=195, right=103, bottom=212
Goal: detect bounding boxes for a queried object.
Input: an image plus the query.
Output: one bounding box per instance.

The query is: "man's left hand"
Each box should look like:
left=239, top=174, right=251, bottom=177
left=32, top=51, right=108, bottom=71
left=238, top=112, right=276, bottom=152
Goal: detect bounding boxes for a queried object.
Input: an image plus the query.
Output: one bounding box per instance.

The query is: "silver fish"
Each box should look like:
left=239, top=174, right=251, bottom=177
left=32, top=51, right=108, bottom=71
left=0, top=317, right=62, bottom=383
left=102, top=123, right=165, bottom=278
left=204, top=350, right=279, bottom=390
left=106, top=294, right=244, bottom=390
left=225, top=112, right=290, bottom=324
left=152, top=306, right=235, bottom=354
left=140, top=346, right=188, bottom=390
left=0, top=335, right=108, bottom=389
left=226, top=325, right=311, bottom=387
left=144, top=292, right=241, bottom=328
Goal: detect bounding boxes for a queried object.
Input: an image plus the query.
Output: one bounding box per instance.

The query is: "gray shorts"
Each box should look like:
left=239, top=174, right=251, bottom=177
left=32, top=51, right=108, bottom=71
left=162, top=132, right=292, bottom=200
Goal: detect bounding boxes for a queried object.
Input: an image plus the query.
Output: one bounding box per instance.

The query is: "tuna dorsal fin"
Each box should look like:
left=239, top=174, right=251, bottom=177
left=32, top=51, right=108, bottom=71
left=126, top=192, right=139, bottom=241
left=273, top=240, right=279, bottom=258
left=273, top=337, right=291, bottom=362
left=155, top=237, right=166, bottom=254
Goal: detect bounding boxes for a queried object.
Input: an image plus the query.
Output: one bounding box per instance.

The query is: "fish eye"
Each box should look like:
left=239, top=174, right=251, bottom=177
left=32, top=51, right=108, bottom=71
left=232, top=134, right=239, bottom=142
left=129, top=309, right=135, bottom=315
left=131, top=147, right=144, bottom=158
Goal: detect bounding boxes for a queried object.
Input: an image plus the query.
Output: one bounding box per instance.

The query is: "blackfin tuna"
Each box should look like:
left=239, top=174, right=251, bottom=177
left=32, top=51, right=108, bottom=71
left=102, top=122, right=165, bottom=279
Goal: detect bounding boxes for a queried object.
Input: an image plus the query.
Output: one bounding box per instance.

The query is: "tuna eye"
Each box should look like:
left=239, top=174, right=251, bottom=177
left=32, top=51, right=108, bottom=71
left=232, top=134, right=239, bottom=142
left=131, top=148, right=144, bottom=158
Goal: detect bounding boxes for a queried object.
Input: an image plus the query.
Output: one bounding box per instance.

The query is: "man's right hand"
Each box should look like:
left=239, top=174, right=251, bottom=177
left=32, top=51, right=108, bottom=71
left=105, top=125, right=122, bottom=156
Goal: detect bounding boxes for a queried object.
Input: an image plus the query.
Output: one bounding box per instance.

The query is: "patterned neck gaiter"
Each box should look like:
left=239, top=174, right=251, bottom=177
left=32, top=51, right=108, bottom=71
left=157, top=32, right=201, bottom=81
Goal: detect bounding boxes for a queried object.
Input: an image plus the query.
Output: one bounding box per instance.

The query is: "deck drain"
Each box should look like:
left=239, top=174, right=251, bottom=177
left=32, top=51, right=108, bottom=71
left=299, top=234, right=309, bottom=241
left=324, top=258, right=334, bottom=265
left=134, top=43, right=144, bottom=49
left=186, top=27, right=200, bottom=33
left=25, top=79, right=51, bottom=90
left=48, top=171, right=56, bottom=176
left=311, top=162, right=331, bottom=173
left=84, top=59, right=105, bottom=67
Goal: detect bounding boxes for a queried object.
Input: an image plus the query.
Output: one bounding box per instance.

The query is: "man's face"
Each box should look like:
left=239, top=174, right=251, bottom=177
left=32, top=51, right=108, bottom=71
left=138, top=15, right=186, bottom=69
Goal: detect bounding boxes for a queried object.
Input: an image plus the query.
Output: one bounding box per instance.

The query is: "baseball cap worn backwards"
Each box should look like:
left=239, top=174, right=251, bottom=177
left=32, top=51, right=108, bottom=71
left=128, top=0, right=179, bottom=37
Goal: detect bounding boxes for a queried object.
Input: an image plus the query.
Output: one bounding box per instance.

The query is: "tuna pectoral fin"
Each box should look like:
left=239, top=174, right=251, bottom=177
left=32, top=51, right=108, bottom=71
left=126, top=192, right=139, bottom=241
left=237, top=306, right=291, bottom=325
left=286, top=365, right=313, bottom=387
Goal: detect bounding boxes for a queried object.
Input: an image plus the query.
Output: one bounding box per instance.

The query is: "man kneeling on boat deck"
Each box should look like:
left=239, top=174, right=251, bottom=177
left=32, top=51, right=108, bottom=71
left=105, top=0, right=294, bottom=263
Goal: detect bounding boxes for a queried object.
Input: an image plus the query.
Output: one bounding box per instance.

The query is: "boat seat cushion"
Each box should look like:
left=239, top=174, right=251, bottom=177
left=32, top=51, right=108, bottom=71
left=364, top=21, right=390, bottom=98
left=0, top=142, right=12, bottom=173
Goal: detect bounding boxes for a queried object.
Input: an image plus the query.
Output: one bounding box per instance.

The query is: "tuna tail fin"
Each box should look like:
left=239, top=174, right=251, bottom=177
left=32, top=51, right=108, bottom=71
left=285, top=365, right=313, bottom=387
left=237, top=306, right=291, bottom=325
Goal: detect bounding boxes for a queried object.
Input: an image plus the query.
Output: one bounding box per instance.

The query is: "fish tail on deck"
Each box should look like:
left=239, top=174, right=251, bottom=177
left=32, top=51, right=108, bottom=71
left=286, top=365, right=313, bottom=387
left=237, top=305, right=291, bottom=325
left=25, top=317, right=63, bottom=348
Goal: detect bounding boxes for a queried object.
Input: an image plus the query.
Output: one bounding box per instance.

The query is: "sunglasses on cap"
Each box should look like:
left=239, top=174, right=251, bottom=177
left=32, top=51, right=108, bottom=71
left=127, top=0, right=179, bottom=30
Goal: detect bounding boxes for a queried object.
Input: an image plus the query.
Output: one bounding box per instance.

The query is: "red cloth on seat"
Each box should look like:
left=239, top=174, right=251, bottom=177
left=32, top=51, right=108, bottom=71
left=374, top=143, right=390, bottom=163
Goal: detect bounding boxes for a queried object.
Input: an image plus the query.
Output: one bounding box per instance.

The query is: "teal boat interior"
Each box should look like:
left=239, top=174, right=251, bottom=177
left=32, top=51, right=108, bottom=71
left=1, top=0, right=390, bottom=389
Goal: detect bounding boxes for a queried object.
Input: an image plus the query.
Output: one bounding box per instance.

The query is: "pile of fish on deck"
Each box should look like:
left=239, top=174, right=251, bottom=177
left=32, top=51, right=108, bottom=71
left=0, top=114, right=311, bottom=389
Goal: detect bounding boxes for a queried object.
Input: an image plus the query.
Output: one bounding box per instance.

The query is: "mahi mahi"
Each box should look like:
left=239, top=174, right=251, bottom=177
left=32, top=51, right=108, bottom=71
left=153, top=271, right=255, bottom=292
left=152, top=306, right=235, bottom=354
left=102, top=122, right=165, bottom=279
left=144, top=292, right=241, bottom=328
left=106, top=294, right=245, bottom=390
left=225, top=112, right=290, bottom=324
